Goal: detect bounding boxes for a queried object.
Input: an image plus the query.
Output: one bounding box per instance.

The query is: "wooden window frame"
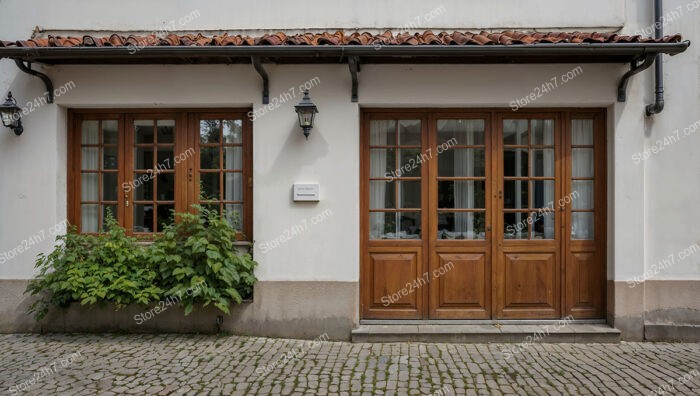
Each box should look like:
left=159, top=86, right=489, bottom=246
left=68, top=108, right=253, bottom=240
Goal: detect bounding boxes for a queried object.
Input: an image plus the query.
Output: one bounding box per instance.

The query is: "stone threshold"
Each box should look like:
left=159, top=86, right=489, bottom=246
left=352, top=323, right=620, bottom=343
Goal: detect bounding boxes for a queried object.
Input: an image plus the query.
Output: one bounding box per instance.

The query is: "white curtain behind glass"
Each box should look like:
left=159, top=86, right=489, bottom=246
left=571, top=120, right=594, bottom=239
left=542, top=120, right=555, bottom=238
left=454, top=120, right=476, bottom=239
left=370, top=121, right=391, bottom=239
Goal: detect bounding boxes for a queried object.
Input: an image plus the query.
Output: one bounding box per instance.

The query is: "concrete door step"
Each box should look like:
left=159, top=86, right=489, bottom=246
left=351, top=324, right=620, bottom=343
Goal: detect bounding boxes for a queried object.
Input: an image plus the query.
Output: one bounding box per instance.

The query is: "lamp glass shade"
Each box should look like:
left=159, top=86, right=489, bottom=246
left=0, top=93, right=21, bottom=128
left=297, top=110, right=315, bottom=128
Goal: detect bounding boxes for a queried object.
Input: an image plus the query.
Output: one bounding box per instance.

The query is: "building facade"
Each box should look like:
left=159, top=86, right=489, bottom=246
left=0, top=0, right=698, bottom=341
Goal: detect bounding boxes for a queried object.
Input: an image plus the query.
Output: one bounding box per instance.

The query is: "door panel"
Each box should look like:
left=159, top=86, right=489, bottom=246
left=363, top=248, right=424, bottom=319
left=430, top=252, right=489, bottom=318
left=502, top=253, right=558, bottom=317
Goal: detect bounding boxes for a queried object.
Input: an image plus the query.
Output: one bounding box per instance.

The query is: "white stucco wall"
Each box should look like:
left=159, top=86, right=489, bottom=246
left=0, top=0, right=698, bottom=287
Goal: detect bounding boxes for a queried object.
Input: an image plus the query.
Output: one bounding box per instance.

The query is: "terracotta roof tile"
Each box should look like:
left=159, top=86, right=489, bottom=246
left=0, top=30, right=683, bottom=48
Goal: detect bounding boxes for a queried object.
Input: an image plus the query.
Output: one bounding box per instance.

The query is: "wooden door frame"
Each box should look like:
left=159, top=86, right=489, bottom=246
left=359, top=108, right=607, bottom=321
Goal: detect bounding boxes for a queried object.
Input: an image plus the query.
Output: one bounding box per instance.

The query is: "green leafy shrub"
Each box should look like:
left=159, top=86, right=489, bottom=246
left=26, top=208, right=257, bottom=320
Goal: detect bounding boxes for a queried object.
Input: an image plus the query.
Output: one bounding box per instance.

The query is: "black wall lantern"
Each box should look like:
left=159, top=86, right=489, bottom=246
left=0, top=92, right=23, bottom=135
left=294, top=90, right=318, bottom=140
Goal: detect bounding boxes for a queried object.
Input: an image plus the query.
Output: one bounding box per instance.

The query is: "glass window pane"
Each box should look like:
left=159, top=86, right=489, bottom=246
left=399, top=181, right=421, bottom=209
left=133, top=174, right=153, bottom=200
left=200, top=173, right=220, bottom=200
left=572, top=148, right=594, bottom=177
left=531, top=120, right=554, bottom=145
left=133, top=204, right=154, bottom=233
left=225, top=203, right=243, bottom=229
left=504, top=212, right=528, bottom=239
left=157, top=120, right=175, bottom=143
left=572, top=212, right=594, bottom=240
left=370, top=212, right=394, bottom=240
left=398, top=148, right=421, bottom=178
left=369, top=148, right=395, bottom=178
left=81, top=148, right=99, bottom=170
left=437, top=212, right=485, bottom=240
left=531, top=149, right=555, bottom=177
left=531, top=211, right=555, bottom=239
left=572, top=180, right=594, bottom=210
left=157, top=173, right=175, bottom=201
left=438, top=148, right=485, bottom=177
left=437, top=119, right=485, bottom=146
left=81, top=204, right=99, bottom=233
left=398, top=212, right=421, bottom=239
left=81, top=121, right=99, bottom=144
left=135, top=147, right=153, bottom=170
left=102, top=120, right=118, bottom=144
left=102, top=173, right=118, bottom=201
left=81, top=174, right=98, bottom=201
left=532, top=180, right=555, bottom=209
left=157, top=148, right=174, bottom=170
left=504, top=149, right=528, bottom=177
left=134, top=120, right=154, bottom=144
left=504, top=180, right=528, bottom=209
left=200, top=147, right=220, bottom=170
left=156, top=204, right=175, bottom=232
left=503, top=120, right=528, bottom=145
left=103, top=147, right=118, bottom=170
left=225, top=173, right=243, bottom=201
left=224, top=147, right=243, bottom=170
left=398, top=120, right=421, bottom=146
left=370, top=120, right=396, bottom=146
left=438, top=181, right=485, bottom=209
left=572, top=119, right=594, bottom=145
left=200, top=120, right=220, bottom=143
left=369, top=180, right=394, bottom=209
left=223, top=120, right=243, bottom=144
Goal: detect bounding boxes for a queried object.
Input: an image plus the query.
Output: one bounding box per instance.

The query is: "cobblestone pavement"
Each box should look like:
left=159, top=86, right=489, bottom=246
left=0, top=334, right=698, bottom=396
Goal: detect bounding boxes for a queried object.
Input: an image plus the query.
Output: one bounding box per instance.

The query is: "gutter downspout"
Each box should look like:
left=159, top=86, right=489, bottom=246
left=646, top=0, right=665, bottom=116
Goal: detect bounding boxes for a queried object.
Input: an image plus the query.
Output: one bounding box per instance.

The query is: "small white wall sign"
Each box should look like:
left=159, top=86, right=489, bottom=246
left=293, top=183, right=320, bottom=201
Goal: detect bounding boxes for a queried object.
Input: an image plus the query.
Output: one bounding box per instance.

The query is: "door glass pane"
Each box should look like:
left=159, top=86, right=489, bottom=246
left=531, top=120, right=554, bottom=145
left=532, top=180, right=555, bottom=209
left=200, top=147, right=220, bottom=170
left=370, top=148, right=395, bottom=178
left=370, top=212, right=394, bottom=239
left=134, top=120, right=154, bottom=143
left=81, top=174, right=98, bottom=201
left=572, top=212, right=594, bottom=240
left=531, top=211, right=555, bottom=239
left=103, top=147, right=118, bottom=170
left=102, top=173, right=118, bottom=201
left=200, top=120, right=220, bottom=143
left=572, top=148, right=594, bottom=177
left=504, top=180, right=528, bottom=209
left=504, top=212, right=528, bottom=239
left=81, top=121, right=99, bottom=144
left=503, top=120, right=528, bottom=145
left=438, top=181, right=485, bottom=209
left=572, top=120, right=594, bottom=145
left=398, top=120, right=421, bottom=145
left=102, top=205, right=117, bottom=228
left=369, top=181, right=394, bottom=209
left=397, top=212, right=421, bottom=239
left=531, top=149, right=555, bottom=177
left=398, top=148, right=421, bottom=178
left=224, top=147, right=242, bottom=170
left=157, top=148, right=174, bottom=170
left=572, top=180, right=594, bottom=209
left=157, top=120, right=175, bottom=143
left=437, top=212, right=485, bottom=240
left=81, top=148, right=99, bottom=170
left=504, top=149, right=528, bottom=177
left=398, top=181, right=421, bottom=209
left=437, top=119, right=485, bottom=145
left=102, top=120, right=118, bottom=144
left=156, top=204, right=175, bottom=232
left=133, top=174, right=153, bottom=200
left=438, top=149, right=485, bottom=177
left=81, top=204, right=99, bottom=232
left=224, top=203, right=243, bottom=228
left=225, top=173, right=243, bottom=201
left=133, top=204, right=154, bottom=233
left=223, top=120, right=243, bottom=144
left=370, top=120, right=396, bottom=146
left=135, top=147, right=153, bottom=169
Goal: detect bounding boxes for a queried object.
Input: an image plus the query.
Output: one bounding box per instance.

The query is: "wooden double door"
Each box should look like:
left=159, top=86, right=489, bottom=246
left=360, top=109, right=606, bottom=320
